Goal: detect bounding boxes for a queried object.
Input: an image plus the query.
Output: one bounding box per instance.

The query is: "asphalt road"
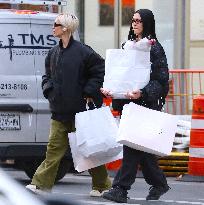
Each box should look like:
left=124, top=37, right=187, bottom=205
left=3, top=167, right=204, bottom=205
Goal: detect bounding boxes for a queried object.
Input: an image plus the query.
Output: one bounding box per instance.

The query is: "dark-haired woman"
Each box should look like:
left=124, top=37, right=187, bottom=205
left=102, top=9, right=170, bottom=203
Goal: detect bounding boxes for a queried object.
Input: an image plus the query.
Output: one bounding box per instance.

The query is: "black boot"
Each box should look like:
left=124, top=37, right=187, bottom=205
left=146, top=185, right=170, bottom=200
left=102, top=187, right=128, bottom=203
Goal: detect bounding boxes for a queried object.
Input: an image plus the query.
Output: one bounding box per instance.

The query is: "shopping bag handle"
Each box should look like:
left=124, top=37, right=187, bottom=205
left=86, top=101, right=96, bottom=110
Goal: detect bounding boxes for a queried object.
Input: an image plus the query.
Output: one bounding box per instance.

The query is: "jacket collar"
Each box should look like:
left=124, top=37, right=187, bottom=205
left=59, top=35, right=74, bottom=49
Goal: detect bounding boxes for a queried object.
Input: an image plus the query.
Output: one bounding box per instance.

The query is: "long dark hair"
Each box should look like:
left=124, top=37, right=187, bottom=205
left=128, top=9, right=157, bottom=41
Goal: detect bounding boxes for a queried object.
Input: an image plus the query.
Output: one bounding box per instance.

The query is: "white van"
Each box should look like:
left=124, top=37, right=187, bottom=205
left=0, top=9, right=78, bottom=180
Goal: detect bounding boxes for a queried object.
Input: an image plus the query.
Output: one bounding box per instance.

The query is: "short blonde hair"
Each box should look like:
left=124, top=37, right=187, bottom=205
left=55, top=13, right=79, bottom=33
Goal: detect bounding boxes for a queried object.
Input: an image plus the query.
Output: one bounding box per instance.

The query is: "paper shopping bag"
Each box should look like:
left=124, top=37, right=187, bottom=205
left=69, top=132, right=123, bottom=172
left=117, top=103, right=179, bottom=156
left=103, top=38, right=151, bottom=98
left=75, top=106, right=122, bottom=158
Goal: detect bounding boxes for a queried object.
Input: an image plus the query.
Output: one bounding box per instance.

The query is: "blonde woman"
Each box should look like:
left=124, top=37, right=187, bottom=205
left=26, top=13, right=111, bottom=196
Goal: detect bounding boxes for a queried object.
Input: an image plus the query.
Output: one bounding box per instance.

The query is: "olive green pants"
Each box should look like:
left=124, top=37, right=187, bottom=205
left=32, top=119, right=111, bottom=191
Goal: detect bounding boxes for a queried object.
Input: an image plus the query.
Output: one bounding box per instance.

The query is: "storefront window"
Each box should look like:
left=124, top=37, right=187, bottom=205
left=99, top=0, right=135, bottom=26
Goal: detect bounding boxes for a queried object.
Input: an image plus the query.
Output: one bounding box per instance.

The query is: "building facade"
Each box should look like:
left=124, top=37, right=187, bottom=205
left=63, top=0, right=204, bottom=71
left=0, top=0, right=204, bottom=70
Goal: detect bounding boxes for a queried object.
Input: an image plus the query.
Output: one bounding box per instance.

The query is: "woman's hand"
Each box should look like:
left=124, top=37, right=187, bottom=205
left=85, top=97, right=94, bottom=103
left=125, top=90, right=142, bottom=100
left=100, top=88, right=113, bottom=98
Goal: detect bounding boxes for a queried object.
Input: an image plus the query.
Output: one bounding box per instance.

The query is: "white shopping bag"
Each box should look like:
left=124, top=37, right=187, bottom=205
left=103, top=38, right=151, bottom=98
left=75, top=106, right=122, bottom=158
left=117, top=102, right=179, bottom=156
left=69, top=132, right=123, bottom=172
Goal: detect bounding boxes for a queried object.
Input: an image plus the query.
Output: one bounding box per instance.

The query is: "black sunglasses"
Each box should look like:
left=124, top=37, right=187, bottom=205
left=132, top=19, right=143, bottom=24
left=54, top=22, right=62, bottom=27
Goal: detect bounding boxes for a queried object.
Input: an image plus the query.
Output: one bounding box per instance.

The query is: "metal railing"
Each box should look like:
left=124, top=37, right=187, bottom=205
left=164, top=69, right=204, bottom=115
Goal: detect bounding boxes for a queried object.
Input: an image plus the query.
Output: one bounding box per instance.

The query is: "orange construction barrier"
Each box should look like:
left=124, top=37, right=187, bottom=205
left=106, top=159, right=122, bottom=171
left=188, top=96, right=204, bottom=176
left=103, top=98, right=122, bottom=172
left=103, top=98, right=120, bottom=117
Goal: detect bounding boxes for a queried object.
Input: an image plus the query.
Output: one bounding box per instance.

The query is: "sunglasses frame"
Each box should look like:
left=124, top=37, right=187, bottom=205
left=54, top=22, right=62, bottom=27
left=132, top=19, right=143, bottom=24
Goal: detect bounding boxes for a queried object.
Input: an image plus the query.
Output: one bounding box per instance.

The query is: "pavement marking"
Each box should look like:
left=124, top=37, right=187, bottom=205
left=169, top=182, right=204, bottom=186
left=53, top=191, right=87, bottom=196
left=53, top=191, right=204, bottom=205
left=64, top=175, right=91, bottom=180
left=81, top=200, right=130, bottom=205
left=131, top=198, right=204, bottom=205
left=79, top=199, right=204, bottom=205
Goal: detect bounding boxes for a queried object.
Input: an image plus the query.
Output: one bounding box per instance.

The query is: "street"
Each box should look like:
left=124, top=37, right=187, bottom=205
left=3, top=167, right=204, bottom=205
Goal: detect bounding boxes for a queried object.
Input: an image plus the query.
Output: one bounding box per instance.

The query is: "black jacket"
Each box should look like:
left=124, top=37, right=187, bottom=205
left=42, top=37, right=105, bottom=122
left=112, top=41, right=169, bottom=112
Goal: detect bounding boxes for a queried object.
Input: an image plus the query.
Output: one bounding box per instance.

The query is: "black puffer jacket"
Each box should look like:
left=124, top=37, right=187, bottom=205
left=112, top=41, right=169, bottom=112
left=42, top=37, right=105, bottom=122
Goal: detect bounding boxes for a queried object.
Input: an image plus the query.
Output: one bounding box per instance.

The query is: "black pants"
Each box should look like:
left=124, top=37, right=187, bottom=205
left=112, top=145, right=168, bottom=190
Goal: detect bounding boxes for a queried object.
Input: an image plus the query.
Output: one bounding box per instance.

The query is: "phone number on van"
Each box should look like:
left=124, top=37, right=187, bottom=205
left=0, top=83, right=28, bottom=90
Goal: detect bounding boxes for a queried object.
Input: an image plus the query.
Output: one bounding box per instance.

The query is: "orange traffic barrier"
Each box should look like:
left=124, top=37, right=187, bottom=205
left=188, top=96, right=204, bottom=176
left=106, top=159, right=122, bottom=171
left=103, top=98, right=121, bottom=172
left=103, top=98, right=112, bottom=107
left=103, top=98, right=120, bottom=117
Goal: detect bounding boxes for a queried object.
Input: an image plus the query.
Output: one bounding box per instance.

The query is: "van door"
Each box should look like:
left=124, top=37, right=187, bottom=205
left=30, top=13, right=58, bottom=142
left=0, top=11, right=37, bottom=142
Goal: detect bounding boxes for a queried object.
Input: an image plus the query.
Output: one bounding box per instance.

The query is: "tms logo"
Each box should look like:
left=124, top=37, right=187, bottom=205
left=0, top=33, right=58, bottom=61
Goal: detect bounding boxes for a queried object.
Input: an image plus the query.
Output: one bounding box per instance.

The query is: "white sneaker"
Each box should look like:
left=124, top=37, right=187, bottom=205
left=89, top=189, right=109, bottom=197
left=26, top=184, right=51, bottom=195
